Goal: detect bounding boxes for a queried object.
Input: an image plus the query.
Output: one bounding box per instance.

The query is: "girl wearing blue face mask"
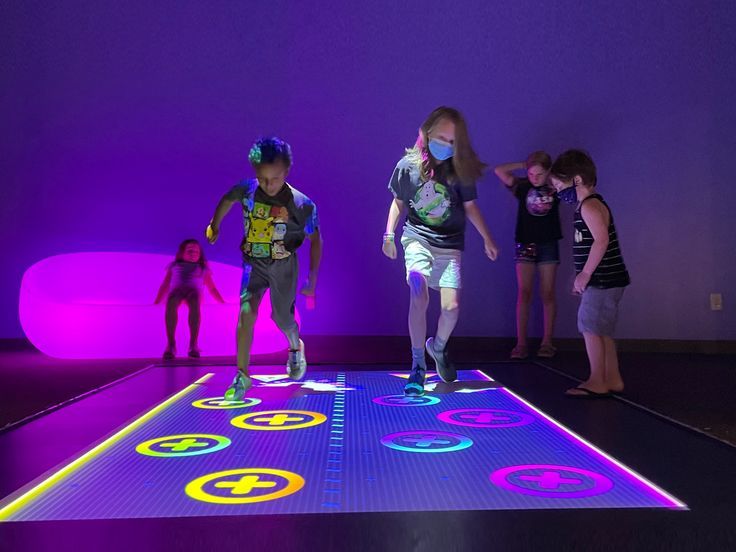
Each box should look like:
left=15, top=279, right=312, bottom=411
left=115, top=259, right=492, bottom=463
left=382, top=106, right=499, bottom=396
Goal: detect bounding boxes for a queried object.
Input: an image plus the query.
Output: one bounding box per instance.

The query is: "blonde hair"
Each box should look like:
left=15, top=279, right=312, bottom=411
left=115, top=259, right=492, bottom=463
left=405, top=106, right=486, bottom=185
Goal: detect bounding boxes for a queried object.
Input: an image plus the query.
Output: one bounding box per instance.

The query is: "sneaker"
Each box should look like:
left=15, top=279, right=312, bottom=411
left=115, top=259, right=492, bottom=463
left=287, top=339, right=307, bottom=380
left=162, top=348, right=175, bottom=361
left=426, top=337, right=456, bottom=383
left=224, top=372, right=252, bottom=401
left=188, top=348, right=201, bottom=358
left=404, top=364, right=426, bottom=396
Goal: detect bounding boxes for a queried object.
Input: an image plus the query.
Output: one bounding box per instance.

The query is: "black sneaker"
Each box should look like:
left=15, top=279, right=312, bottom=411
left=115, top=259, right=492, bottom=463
left=426, top=337, right=456, bottom=382
left=404, top=364, right=426, bottom=396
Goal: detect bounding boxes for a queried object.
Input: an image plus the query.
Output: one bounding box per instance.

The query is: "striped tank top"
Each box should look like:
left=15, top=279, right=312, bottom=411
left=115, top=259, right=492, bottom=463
left=573, top=194, right=630, bottom=289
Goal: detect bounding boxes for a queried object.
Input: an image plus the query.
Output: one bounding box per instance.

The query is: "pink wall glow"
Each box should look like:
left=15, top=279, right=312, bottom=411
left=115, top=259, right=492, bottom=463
left=19, top=252, right=296, bottom=359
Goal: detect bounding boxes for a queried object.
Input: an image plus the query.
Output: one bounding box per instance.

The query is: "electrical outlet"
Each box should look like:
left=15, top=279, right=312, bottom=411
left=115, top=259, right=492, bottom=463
left=710, top=293, right=723, bottom=311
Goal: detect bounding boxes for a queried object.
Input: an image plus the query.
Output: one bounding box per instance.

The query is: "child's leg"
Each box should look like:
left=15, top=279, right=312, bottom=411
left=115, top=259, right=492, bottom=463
left=236, top=292, right=263, bottom=375
left=538, top=263, right=558, bottom=346
left=575, top=332, right=610, bottom=394
left=164, top=293, right=182, bottom=352
left=436, top=287, right=460, bottom=344
left=513, top=262, right=534, bottom=356
left=603, top=336, right=624, bottom=391
left=408, top=271, right=429, bottom=349
left=185, top=291, right=201, bottom=351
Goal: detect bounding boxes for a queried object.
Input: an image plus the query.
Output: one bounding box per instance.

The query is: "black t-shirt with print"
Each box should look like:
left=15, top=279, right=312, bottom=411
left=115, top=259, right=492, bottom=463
left=388, top=156, right=477, bottom=251
left=225, top=180, right=319, bottom=260
left=511, top=177, right=562, bottom=244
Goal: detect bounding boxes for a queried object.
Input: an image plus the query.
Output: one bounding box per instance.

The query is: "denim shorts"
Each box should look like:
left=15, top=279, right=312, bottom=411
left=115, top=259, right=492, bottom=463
left=514, top=241, right=560, bottom=265
left=577, top=286, right=625, bottom=336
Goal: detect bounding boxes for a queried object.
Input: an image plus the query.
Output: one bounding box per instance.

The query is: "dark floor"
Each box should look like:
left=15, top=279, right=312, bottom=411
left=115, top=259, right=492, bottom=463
left=2, top=338, right=734, bottom=446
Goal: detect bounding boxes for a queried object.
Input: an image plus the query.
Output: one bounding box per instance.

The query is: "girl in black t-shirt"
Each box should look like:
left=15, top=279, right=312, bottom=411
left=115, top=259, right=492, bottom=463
left=495, top=151, right=562, bottom=360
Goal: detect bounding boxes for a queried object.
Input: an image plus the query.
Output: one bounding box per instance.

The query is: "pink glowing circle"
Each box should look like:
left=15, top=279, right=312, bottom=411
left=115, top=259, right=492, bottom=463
left=437, top=409, right=534, bottom=428
left=490, top=464, right=614, bottom=498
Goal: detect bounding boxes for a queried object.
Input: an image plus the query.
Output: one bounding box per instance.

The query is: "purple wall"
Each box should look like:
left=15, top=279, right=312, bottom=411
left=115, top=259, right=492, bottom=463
left=2, top=1, right=734, bottom=341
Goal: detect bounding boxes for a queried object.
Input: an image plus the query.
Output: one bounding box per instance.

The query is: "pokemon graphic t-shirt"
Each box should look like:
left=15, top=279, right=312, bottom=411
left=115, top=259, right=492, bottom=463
left=511, top=178, right=562, bottom=244
left=226, top=180, right=319, bottom=260
left=388, top=157, right=477, bottom=250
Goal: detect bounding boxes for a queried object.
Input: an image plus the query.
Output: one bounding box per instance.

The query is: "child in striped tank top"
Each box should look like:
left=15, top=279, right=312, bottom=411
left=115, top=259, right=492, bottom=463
left=550, top=150, right=630, bottom=398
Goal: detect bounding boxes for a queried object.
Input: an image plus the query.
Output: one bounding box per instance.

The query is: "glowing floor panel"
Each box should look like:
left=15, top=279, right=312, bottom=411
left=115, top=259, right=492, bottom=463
left=0, top=368, right=685, bottom=521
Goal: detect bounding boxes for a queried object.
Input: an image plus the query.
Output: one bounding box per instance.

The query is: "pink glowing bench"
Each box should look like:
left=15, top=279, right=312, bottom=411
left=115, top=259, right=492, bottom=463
left=19, top=252, right=297, bottom=359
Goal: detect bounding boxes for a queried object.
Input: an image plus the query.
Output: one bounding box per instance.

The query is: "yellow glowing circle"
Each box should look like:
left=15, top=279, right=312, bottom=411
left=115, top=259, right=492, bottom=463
left=191, top=397, right=261, bottom=409
left=136, top=434, right=231, bottom=457
left=230, top=410, right=327, bottom=431
left=185, top=468, right=305, bottom=504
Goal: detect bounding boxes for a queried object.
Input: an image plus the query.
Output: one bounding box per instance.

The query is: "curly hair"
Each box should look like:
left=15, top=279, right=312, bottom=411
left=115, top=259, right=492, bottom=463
left=248, top=136, right=293, bottom=168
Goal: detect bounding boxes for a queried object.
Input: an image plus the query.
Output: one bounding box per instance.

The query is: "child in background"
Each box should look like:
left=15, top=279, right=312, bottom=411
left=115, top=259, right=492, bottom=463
left=495, top=151, right=562, bottom=359
left=155, top=239, right=225, bottom=360
left=207, top=136, right=322, bottom=400
left=383, top=106, right=499, bottom=396
left=549, top=150, right=630, bottom=398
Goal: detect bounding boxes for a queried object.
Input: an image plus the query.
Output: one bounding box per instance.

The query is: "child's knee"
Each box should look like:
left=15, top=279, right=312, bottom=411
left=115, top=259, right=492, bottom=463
left=517, top=287, right=533, bottom=303
left=408, top=272, right=428, bottom=301
left=441, top=300, right=460, bottom=316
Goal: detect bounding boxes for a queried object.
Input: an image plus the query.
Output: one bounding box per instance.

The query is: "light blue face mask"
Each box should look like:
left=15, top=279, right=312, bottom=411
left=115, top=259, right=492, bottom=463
left=428, top=139, right=454, bottom=161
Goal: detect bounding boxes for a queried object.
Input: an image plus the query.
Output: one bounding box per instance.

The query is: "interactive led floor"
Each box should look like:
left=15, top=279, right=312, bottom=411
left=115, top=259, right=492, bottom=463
left=0, top=367, right=685, bottom=521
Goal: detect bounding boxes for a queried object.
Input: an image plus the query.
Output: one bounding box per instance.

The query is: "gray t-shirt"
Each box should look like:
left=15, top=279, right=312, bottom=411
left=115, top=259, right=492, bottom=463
left=388, top=156, right=477, bottom=250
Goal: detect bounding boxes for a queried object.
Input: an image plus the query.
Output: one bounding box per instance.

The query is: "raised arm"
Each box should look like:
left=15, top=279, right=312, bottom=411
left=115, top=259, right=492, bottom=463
left=494, top=161, right=526, bottom=188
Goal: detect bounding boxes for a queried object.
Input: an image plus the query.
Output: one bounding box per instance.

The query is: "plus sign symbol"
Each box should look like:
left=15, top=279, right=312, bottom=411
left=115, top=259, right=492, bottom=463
left=372, top=394, right=441, bottom=407
left=192, top=396, right=261, bottom=410
left=185, top=468, right=305, bottom=504
left=381, top=430, right=473, bottom=453
left=136, top=434, right=231, bottom=457
left=231, top=410, right=327, bottom=431
left=490, top=464, right=614, bottom=498
left=437, top=408, right=535, bottom=428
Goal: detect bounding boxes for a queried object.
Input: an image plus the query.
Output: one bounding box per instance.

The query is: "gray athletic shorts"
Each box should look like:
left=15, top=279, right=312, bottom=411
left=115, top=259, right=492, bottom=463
left=577, top=286, right=625, bottom=336
left=241, top=255, right=298, bottom=332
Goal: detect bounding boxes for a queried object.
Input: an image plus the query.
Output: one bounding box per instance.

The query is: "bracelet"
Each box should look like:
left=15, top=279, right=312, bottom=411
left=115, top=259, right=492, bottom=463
left=383, top=232, right=395, bottom=242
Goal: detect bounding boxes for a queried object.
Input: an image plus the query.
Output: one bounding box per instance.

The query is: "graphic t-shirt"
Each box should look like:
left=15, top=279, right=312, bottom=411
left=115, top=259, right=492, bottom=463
left=225, top=179, right=319, bottom=260
left=388, top=156, right=477, bottom=250
left=511, top=178, right=562, bottom=244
